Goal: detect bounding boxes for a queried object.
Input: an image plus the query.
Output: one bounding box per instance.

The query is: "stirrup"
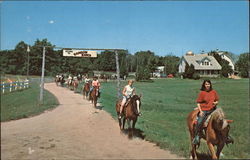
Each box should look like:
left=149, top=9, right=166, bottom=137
left=118, top=114, right=122, bottom=119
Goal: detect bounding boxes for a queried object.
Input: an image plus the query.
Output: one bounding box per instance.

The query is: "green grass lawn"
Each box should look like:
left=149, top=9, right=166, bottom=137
left=1, top=77, right=59, bottom=122
left=99, top=78, right=249, bottom=159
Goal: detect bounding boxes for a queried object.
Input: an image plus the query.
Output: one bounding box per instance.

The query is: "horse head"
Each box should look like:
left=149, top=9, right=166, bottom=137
left=92, top=86, right=99, bottom=97
left=84, top=82, right=90, bottom=90
left=131, top=95, right=142, bottom=115
left=211, top=108, right=233, bottom=143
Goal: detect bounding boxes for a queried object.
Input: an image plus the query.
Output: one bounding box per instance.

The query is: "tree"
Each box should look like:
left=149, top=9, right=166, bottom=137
left=163, top=55, right=180, bottom=75
left=0, top=50, right=13, bottom=74
left=236, top=53, right=249, bottom=78
left=148, top=56, right=158, bottom=75
left=209, top=51, right=233, bottom=77
left=183, top=63, right=195, bottom=79
left=136, top=66, right=150, bottom=81
left=134, top=50, right=157, bottom=79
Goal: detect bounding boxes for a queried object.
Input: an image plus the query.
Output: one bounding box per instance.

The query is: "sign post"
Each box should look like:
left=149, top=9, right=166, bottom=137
left=27, top=45, right=30, bottom=79
left=115, top=50, right=121, bottom=99
left=39, top=46, right=46, bottom=104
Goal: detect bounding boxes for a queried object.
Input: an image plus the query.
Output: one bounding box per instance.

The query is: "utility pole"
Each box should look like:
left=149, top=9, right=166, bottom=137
left=115, top=50, right=121, bottom=99
left=39, top=46, right=46, bottom=104
left=26, top=45, right=30, bottom=79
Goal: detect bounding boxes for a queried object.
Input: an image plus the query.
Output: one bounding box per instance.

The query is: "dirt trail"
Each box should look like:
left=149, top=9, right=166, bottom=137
left=1, top=83, right=182, bottom=159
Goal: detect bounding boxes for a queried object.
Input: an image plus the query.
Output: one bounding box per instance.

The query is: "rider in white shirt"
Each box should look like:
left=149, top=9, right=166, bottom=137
left=119, top=80, right=138, bottom=119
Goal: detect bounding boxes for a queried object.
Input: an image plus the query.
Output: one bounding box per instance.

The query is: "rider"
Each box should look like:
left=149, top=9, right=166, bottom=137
left=68, top=74, right=73, bottom=85
left=84, top=76, right=90, bottom=83
left=119, top=80, right=140, bottom=119
left=193, top=80, right=218, bottom=145
left=90, top=76, right=101, bottom=96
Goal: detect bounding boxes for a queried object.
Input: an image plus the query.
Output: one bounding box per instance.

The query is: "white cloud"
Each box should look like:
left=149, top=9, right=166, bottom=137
left=49, top=20, right=54, bottom=24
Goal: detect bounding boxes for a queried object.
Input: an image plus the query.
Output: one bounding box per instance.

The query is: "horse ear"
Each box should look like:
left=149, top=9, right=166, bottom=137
left=227, top=120, right=233, bottom=123
left=139, top=94, right=142, bottom=98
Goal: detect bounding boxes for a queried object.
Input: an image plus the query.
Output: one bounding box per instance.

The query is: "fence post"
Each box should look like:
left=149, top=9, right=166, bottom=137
left=10, top=82, right=12, bottom=92
left=27, top=80, right=29, bottom=88
left=20, top=81, right=22, bottom=89
left=15, top=82, right=17, bottom=90
left=2, top=82, right=5, bottom=94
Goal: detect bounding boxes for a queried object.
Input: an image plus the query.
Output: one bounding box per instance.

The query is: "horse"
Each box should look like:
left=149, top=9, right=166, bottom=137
left=89, top=86, right=99, bottom=108
left=59, top=76, right=65, bottom=87
left=73, top=79, right=79, bottom=93
left=83, top=81, right=91, bottom=100
left=115, top=95, right=141, bottom=135
left=55, top=75, right=60, bottom=86
left=187, top=108, right=233, bottom=160
left=67, top=78, right=73, bottom=90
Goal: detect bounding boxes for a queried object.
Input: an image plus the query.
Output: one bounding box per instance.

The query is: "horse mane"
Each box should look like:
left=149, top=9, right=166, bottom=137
left=210, top=108, right=226, bottom=131
left=131, top=95, right=140, bottom=101
left=129, top=95, right=141, bottom=114
left=210, top=108, right=225, bottom=120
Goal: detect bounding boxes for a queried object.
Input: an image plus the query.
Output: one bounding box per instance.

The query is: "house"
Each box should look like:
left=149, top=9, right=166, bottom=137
left=179, top=51, right=222, bottom=77
left=152, top=66, right=165, bottom=78
left=217, top=51, right=235, bottom=71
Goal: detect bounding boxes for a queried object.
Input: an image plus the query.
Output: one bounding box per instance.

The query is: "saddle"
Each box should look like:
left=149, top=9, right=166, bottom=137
left=124, top=98, right=132, bottom=107
left=194, top=114, right=212, bottom=128
left=118, top=98, right=131, bottom=114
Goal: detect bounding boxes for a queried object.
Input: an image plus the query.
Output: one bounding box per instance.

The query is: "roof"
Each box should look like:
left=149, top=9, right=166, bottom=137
left=183, top=54, right=222, bottom=70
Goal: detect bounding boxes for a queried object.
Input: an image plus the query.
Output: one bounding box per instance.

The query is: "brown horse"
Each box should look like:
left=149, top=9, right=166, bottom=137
left=82, top=82, right=91, bottom=100
left=73, top=79, right=79, bottom=93
left=115, top=95, right=141, bottom=133
left=187, top=108, right=233, bottom=160
left=90, top=86, right=99, bottom=108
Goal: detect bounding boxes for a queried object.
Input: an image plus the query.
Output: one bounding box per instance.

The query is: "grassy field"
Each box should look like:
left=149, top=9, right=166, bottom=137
left=98, top=78, right=249, bottom=159
left=1, top=76, right=59, bottom=122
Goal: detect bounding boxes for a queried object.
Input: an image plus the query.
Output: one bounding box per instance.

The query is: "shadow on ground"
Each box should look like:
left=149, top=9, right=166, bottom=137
left=96, top=105, right=104, bottom=110
left=197, top=152, right=212, bottom=160
left=121, top=128, right=145, bottom=140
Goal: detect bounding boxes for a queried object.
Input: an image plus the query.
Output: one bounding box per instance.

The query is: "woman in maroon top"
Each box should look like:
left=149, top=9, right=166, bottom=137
left=193, top=79, right=219, bottom=145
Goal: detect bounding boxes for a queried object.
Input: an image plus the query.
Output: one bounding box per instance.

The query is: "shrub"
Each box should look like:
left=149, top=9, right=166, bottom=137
left=192, top=73, right=200, bottom=80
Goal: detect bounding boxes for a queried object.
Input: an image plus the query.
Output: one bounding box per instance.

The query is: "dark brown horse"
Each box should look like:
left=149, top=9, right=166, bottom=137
left=115, top=95, right=141, bottom=134
left=187, top=108, right=233, bottom=160
left=90, top=86, right=99, bottom=108
left=82, top=82, right=91, bottom=100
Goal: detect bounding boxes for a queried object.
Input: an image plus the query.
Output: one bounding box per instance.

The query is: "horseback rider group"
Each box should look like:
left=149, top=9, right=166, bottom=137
left=56, top=73, right=234, bottom=156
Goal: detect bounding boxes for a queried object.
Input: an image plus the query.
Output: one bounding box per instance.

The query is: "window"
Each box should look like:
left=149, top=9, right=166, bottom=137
left=202, top=61, right=210, bottom=66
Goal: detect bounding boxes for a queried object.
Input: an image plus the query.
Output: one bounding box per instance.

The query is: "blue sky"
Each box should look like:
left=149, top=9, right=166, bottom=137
left=1, top=1, right=249, bottom=56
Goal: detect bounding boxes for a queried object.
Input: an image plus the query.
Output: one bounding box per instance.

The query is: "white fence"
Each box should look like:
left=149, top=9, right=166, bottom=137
left=1, top=80, right=30, bottom=94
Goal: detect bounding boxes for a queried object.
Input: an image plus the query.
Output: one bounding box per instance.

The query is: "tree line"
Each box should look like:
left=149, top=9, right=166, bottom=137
left=0, top=39, right=248, bottom=80
left=0, top=39, right=180, bottom=80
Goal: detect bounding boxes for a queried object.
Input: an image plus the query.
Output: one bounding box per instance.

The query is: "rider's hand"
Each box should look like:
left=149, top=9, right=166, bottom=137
left=213, top=101, right=218, bottom=106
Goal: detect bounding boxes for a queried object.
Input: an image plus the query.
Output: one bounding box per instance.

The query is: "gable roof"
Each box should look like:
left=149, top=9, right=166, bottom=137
left=183, top=54, right=221, bottom=70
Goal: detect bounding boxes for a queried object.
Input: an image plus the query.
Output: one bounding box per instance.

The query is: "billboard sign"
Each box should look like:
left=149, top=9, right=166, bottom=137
left=63, top=50, right=97, bottom=58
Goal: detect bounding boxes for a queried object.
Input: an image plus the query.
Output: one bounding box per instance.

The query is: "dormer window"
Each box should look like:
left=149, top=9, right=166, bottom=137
left=201, top=61, right=211, bottom=66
